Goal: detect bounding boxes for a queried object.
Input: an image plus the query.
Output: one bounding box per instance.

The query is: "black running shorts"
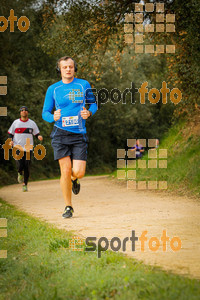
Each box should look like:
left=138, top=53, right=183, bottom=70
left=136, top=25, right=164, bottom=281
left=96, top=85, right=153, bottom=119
left=50, top=126, right=88, bottom=161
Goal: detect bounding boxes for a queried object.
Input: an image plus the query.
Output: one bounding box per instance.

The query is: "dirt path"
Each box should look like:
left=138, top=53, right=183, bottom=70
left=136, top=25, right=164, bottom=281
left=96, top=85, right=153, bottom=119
left=0, top=176, right=200, bottom=279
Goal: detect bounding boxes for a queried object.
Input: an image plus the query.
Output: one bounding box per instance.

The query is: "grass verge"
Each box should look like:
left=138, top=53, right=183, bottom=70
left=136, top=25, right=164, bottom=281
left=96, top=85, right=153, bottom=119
left=0, top=199, right=200, bottom=299
left=113, top=120, right=200, bottom=198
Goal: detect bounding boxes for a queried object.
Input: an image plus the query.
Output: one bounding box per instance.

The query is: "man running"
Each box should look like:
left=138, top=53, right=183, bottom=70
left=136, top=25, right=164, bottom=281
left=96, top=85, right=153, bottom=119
left=8, top=106, right=43, bottom=191
left=42, top=56, right=97, bottom=218
left=131, top=139, right=145, bottom=159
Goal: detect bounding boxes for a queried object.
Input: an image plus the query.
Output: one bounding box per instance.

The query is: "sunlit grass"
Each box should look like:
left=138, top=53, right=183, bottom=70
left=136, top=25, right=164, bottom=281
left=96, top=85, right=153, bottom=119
left=0, top=199, right=200, bottom=299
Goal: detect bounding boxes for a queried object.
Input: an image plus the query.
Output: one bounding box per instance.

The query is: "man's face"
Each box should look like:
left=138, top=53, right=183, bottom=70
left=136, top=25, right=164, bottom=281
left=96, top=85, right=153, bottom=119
left=60, top=59, right=75, bottom=81
left=20, top=109, right=28, bottom=118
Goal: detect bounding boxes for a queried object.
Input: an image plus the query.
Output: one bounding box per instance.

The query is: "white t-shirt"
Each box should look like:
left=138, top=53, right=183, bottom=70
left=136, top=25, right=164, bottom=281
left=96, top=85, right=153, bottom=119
left=8, top=118, right=40, bottom=151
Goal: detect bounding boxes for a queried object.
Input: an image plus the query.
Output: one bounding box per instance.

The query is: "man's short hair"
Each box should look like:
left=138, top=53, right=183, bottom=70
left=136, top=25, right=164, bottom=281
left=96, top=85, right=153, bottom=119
left=56, top=56, right=77, bottom=73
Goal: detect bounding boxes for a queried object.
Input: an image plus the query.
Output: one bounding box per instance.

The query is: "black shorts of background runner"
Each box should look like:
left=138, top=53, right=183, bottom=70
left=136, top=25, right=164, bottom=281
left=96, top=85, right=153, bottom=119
left=50, top=126, right=89, bottom=161
left=15, top=151, right=32, bottom=185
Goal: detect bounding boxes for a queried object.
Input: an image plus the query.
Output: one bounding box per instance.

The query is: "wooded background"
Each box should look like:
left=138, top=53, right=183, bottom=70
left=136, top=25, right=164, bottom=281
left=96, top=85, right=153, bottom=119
left=0, top=0, right=199, bottom=184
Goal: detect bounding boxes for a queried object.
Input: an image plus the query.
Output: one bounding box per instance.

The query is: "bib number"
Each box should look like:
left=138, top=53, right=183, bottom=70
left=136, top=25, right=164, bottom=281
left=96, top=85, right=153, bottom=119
left=62, top=116, right=79, bottom=127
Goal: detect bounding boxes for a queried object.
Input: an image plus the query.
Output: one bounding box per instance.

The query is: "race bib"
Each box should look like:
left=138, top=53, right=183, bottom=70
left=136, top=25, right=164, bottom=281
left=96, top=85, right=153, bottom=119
left=62, top=116, right=79, bottom=127
left=136, top=151, right=141, bottom=155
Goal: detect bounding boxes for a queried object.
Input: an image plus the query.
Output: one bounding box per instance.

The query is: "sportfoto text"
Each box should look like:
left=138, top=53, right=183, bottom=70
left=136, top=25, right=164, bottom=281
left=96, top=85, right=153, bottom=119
left=0, top=9, right=30, bottom=33
left=86, top=81, right=182, bottom=107
left=2, top=138, right=46, bottom=160
left=85, top=230, right=182, bottom=258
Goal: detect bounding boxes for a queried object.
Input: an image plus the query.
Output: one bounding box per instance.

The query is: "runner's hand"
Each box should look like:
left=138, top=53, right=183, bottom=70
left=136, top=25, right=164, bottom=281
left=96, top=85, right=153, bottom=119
left=54, top=109, right=61, bottom=121
left=38, top=135, right=43, bottom=141
left=81, top=107, right=91, bottom=119
left=9, top=140, right=14, bottom=147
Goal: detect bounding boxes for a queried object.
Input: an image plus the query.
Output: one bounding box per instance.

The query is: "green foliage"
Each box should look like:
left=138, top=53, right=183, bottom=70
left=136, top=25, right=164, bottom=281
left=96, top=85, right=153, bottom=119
left=126, top=118, right=200, bottom=197
left=153, top=0, right=200, bottom=115
left=49, top=238, right=70, bottom=252
left=85, top=44, right=175, bottom=173
left=1, top=0, right=198, bottom=185
left=0, top=0, right=59, bottom=185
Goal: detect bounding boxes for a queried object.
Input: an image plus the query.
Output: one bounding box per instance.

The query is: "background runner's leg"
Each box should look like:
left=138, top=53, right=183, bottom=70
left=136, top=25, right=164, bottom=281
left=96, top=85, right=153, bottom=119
left=15, top=150, right=24, bottom=175
left=24, top=152, right=32, bottom=185
left=59, top=156, right=72, bottom=206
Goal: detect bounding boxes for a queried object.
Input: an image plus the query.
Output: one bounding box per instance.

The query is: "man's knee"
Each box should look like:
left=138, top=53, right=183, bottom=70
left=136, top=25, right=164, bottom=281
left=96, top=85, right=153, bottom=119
left=61, top=166, right=72, bottom=178
left=73, top=169, right=85, bottom=179
left=59, top=157, right=72, bottom=177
